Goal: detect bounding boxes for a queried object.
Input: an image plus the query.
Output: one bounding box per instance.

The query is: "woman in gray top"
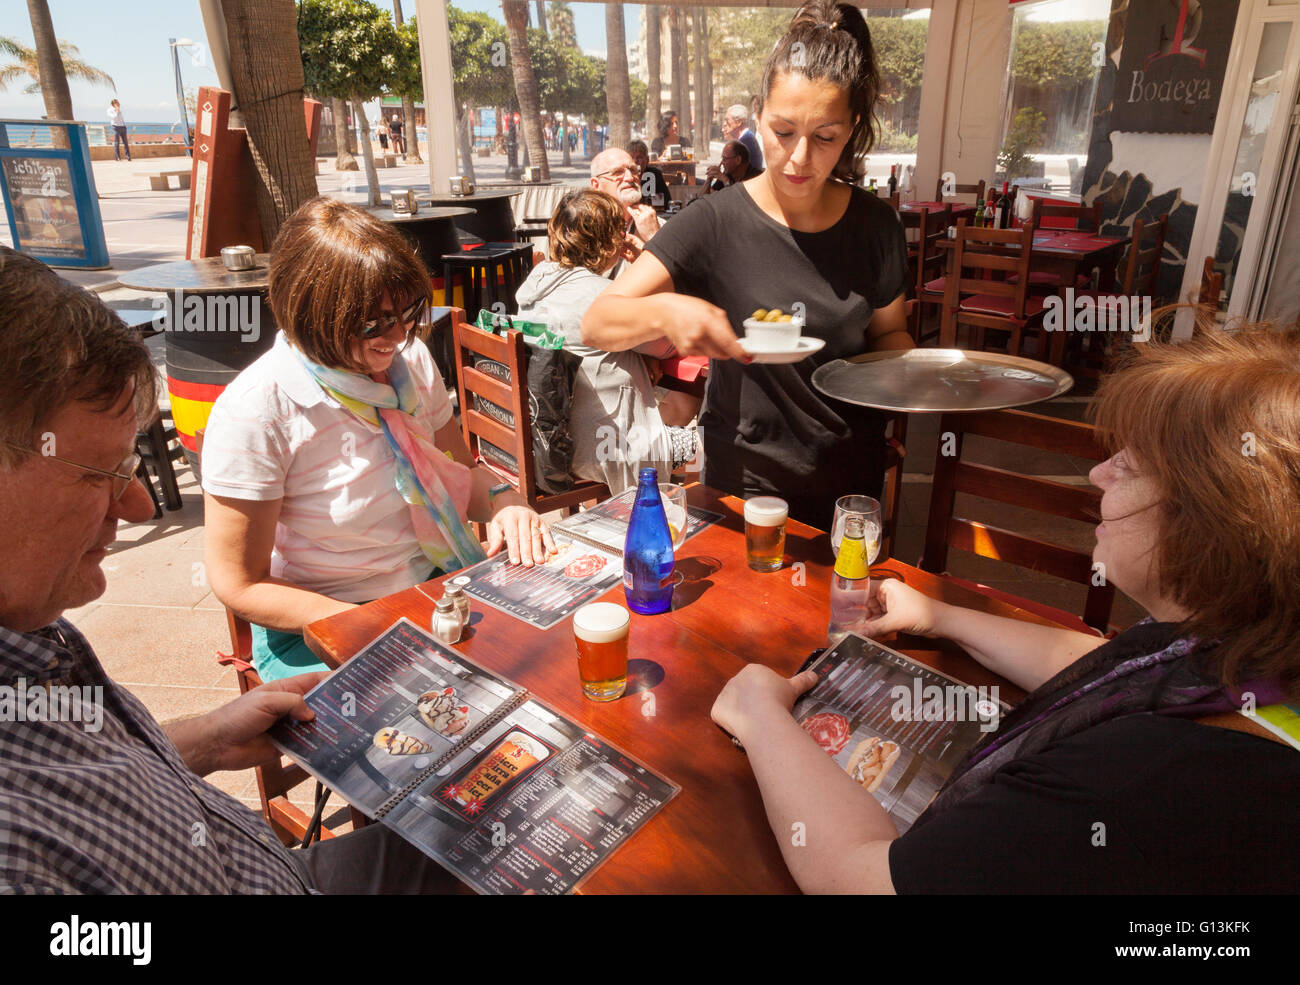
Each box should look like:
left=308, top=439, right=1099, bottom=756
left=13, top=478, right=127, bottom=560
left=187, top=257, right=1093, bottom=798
left=514, top=190, right=696, bottom=494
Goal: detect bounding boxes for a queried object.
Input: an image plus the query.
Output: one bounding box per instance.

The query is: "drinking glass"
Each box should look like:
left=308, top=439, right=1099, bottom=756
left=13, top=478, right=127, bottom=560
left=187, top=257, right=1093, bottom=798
left=573, top=602, right=629, bottom=702
left=831, top=495, right=882, bottom=565
left=744, top=496, right=788, bottom=572
left=659, top=483, right=688, bottom=552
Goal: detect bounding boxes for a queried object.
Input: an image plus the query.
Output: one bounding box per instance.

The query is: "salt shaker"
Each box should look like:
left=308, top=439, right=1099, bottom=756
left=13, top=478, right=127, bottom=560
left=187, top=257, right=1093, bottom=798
left=432, top=597, right=463, bottom=644
left=444, top=583, right=471, bottom=625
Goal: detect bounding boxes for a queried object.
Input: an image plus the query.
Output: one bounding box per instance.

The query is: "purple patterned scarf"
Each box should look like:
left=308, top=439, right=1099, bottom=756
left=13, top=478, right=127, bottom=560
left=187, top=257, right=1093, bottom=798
left=923, top=619, right=1288, bottom=818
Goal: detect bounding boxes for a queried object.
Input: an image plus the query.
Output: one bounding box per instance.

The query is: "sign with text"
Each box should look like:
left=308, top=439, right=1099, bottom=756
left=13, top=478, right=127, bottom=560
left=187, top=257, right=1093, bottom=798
left=0, top=120, right=108, bottom=268
left=1111, top=0, right=1241, bottom=134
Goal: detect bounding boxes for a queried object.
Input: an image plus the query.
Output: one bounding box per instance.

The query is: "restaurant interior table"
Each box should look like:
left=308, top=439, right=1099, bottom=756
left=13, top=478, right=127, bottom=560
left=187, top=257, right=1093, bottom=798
left=936, top=228, right=1128, bottom=299
left=416, top=189, right=519, bottom=243
left=901, top=199, right=976, bottom=222
left=303, top=484, right=1055, bottom=894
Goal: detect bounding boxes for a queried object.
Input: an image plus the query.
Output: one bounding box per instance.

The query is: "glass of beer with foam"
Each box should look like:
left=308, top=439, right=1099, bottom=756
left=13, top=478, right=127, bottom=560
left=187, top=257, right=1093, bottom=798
left=744, top=496, right=788, bottom=572
left=572, top=602, right=630, bottom=701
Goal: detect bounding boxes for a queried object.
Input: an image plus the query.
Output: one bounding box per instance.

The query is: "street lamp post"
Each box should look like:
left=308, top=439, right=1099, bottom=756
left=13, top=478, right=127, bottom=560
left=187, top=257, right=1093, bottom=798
left=169, top=38, right=198, bottom=158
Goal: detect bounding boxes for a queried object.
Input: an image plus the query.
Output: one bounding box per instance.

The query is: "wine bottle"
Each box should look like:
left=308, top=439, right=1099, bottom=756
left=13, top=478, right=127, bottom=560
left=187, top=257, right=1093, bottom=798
left=887, top=164, right=897, bottom=197
left=623, top=467, right=675, bottom=615
left=997, top=181, right=1013, bottom=229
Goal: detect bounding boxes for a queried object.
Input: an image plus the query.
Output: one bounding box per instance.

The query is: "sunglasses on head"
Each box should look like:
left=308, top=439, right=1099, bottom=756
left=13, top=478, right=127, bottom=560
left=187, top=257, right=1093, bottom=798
left=361, top=296, right=427, bottom=338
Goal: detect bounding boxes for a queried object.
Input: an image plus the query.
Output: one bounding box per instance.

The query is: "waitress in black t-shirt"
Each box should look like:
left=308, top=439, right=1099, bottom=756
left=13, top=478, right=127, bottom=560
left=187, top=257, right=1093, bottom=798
left=583, top=1, right=911, bottom=528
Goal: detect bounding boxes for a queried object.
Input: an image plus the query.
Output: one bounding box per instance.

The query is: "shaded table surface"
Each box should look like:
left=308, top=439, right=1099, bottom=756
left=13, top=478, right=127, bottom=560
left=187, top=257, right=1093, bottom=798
left=812, top=348, right=1073, bottom=413
left=366, top=205, right=475, bottom=225
left=304, top=484, right=1050, bottom=894
left=119, top=255, right=272, bottom=294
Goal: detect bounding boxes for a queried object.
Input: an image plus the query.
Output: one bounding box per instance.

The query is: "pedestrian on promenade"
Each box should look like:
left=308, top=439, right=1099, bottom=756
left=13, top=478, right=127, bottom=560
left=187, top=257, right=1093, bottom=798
left=108, top=100, right=131, bottom=162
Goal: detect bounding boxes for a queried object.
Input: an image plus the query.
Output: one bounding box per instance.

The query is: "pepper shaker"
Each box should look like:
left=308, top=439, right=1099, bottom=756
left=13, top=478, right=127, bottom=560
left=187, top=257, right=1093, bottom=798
left=432, top=597, right=463, bottom=644
left=444, top=583, right=471, bottom=625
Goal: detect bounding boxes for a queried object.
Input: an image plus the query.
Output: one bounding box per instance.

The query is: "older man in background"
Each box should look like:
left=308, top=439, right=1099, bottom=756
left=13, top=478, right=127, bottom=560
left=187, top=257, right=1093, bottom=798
left=590, top=147, right=660, bottom=249
left=723, top=103, right=763, bottom=171
left=0, top=246, right=453, bottom=894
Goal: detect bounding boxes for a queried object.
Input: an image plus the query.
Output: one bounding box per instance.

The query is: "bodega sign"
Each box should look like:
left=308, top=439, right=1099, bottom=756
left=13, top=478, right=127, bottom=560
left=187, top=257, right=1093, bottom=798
left=1111, top=0, right=1240, bottom=135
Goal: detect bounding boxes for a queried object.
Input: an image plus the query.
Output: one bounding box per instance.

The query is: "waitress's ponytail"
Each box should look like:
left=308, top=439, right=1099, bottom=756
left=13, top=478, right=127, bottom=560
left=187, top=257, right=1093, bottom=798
left=759, top=0, right=881, bottom=183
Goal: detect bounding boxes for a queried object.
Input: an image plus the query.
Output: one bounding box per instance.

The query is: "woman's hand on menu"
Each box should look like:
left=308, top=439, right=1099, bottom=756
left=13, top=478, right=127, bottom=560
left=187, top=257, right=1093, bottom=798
left=711, top=664, right=819, bottom=746
left=859, top=578, right=945, bottom=640
left=486, top=503, right=557, bottom=567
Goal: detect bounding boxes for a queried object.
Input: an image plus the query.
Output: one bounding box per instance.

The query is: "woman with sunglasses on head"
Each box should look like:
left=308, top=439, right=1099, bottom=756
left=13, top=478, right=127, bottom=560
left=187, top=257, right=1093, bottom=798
left=201, top=198, right=554, bottom=681
left=583, top=1, right=912, bottom=528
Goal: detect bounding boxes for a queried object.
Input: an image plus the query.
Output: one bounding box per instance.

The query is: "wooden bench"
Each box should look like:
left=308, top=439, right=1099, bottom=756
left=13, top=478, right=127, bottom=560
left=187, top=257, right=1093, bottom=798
left=147, top=170, right=191, bottom=191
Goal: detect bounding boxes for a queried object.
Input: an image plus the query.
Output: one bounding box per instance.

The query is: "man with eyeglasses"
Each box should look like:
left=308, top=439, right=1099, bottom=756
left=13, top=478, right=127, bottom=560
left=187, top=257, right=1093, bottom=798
left=722, top=103, right=763, bottom=171
left=0, top=246, right=455, bottom=892
left=589, top=147, right=660, bottom=269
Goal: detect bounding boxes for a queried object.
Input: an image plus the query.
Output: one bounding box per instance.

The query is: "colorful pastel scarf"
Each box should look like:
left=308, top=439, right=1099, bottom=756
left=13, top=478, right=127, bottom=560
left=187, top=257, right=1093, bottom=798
left=295, top=347, right=487, bottom=572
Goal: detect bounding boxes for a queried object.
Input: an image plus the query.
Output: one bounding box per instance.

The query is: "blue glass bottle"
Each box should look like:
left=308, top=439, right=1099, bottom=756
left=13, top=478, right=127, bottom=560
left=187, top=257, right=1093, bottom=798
left=623, top=467, right=675, bottom=614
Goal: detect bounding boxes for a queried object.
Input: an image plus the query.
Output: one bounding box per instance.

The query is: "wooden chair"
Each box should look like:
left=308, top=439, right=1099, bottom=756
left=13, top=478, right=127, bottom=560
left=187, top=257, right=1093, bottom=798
left=1069, top=213, right=1168, bottom=371
left=1009, top=198, right=1103, bottom=293
left=903, top=204, right=952, bottom=342
left=216, top=610, right=370, bottom=845
left=935, top=176, right=985, bottom=207
left=940, top=220, right=1054, bottom=361
left=452, top=314, right=609, bottom=518
left=879, top=412, right=908, bottom=562
left=920, top=409, right=1115, bottom=635
left=1198, top=256, right=1223, bottom=312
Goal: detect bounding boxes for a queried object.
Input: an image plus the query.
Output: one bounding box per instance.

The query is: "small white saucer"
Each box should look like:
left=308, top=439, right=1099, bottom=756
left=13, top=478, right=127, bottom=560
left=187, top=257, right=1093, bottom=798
left=739, top=336, right=826, bottom=363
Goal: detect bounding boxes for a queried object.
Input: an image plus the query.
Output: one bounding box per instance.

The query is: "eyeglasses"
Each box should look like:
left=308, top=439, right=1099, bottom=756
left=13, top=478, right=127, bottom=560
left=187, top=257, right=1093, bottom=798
left=361, top=296, right=428, bottom=338
left=595, top=165, right=641, bottom=182
left=5, top=442, right=142, bottom=502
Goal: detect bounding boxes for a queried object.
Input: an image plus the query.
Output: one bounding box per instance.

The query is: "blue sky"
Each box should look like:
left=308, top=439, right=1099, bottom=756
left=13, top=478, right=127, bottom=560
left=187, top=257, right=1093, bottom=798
left=0, top=1, right=637, bottom=124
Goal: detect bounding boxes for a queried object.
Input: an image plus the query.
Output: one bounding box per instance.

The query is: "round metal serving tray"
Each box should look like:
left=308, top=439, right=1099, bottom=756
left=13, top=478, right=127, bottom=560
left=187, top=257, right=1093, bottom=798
left=810, top=348, right=1073, bottom=413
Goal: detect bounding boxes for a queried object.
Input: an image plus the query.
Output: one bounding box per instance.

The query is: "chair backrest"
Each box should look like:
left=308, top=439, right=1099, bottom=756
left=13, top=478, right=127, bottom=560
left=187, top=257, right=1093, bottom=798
left=1030, top=198, right=1101, bottom=232
left=936, top=176, right=985, bottom=205
left=1117, top=213, right=1168, bottom=299
left=921, top=409, right=1115, bottom=633
left=452, top=314, right=609, bottom=514
left=944, top=219, right=1035, bottom=319
left=901, top=205, right=952, bottom=298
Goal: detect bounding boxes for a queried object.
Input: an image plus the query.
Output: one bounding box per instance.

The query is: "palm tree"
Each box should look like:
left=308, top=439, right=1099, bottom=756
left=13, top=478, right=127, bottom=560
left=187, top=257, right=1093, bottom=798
left=21, top=2, right=77, bottom=124
left=220, top=0, right=318, bottom=244
left=605, top=3, right=630, bottom=150
left=391, top=1, right=422, bottom=164
left=645, top=7, right=661, bottom=136
left=549, top=2, right=577, bottom=49
left=0, top=34, right=114, bottom=102
left=502, top=0, right=549, bottom=179
left=535, top=1, right=547, bottom=34
left=670, top=8, right=688, bottom=144
left=692, top=8, right=709, bottom=154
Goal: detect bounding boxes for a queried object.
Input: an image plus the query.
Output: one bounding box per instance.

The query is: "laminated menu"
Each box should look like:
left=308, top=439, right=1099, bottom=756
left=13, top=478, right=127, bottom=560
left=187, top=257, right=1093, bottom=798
left=791, top=633, right=1009, bottom=834
left=455, top=488, right=721, bottom=629
left=271, top=618, right=678, bottom=894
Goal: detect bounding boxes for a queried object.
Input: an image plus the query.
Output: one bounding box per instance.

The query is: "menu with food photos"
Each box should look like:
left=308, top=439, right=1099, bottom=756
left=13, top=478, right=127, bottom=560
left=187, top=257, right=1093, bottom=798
left=456, top=488, right=721, bottom=630
left=790, top=633, right=1009, bottom=834
left=271, top=618, right=678, bottom=894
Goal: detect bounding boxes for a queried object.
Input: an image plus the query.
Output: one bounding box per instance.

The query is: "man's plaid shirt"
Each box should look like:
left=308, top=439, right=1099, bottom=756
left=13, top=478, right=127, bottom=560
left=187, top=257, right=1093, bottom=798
left=0, top=618, right=309, bottom=893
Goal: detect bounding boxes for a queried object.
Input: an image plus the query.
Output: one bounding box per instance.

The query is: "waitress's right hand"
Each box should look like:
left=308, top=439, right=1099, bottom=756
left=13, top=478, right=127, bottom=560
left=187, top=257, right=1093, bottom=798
left=859, top=579, right=947, bottom=640
left=654, top=294, right=751, bottom=363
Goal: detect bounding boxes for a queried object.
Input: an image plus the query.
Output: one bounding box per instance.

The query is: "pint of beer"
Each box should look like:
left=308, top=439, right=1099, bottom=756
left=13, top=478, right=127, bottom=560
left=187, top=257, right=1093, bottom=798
left=572, top=602, right=630, bottom=701
left=744, top=496, right=788, bottom=572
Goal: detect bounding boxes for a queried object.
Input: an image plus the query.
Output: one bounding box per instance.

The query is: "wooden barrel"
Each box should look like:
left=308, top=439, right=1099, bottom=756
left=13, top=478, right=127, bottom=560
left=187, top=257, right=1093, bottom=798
left=163, top=292, right=275, bottom=478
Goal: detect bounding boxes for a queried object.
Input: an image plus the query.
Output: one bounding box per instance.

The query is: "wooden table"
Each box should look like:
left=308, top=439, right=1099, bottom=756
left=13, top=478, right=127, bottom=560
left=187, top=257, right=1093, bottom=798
left=901, top=200, right=976, bottom=222
left=304, top=485, right=1050, bottom=893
